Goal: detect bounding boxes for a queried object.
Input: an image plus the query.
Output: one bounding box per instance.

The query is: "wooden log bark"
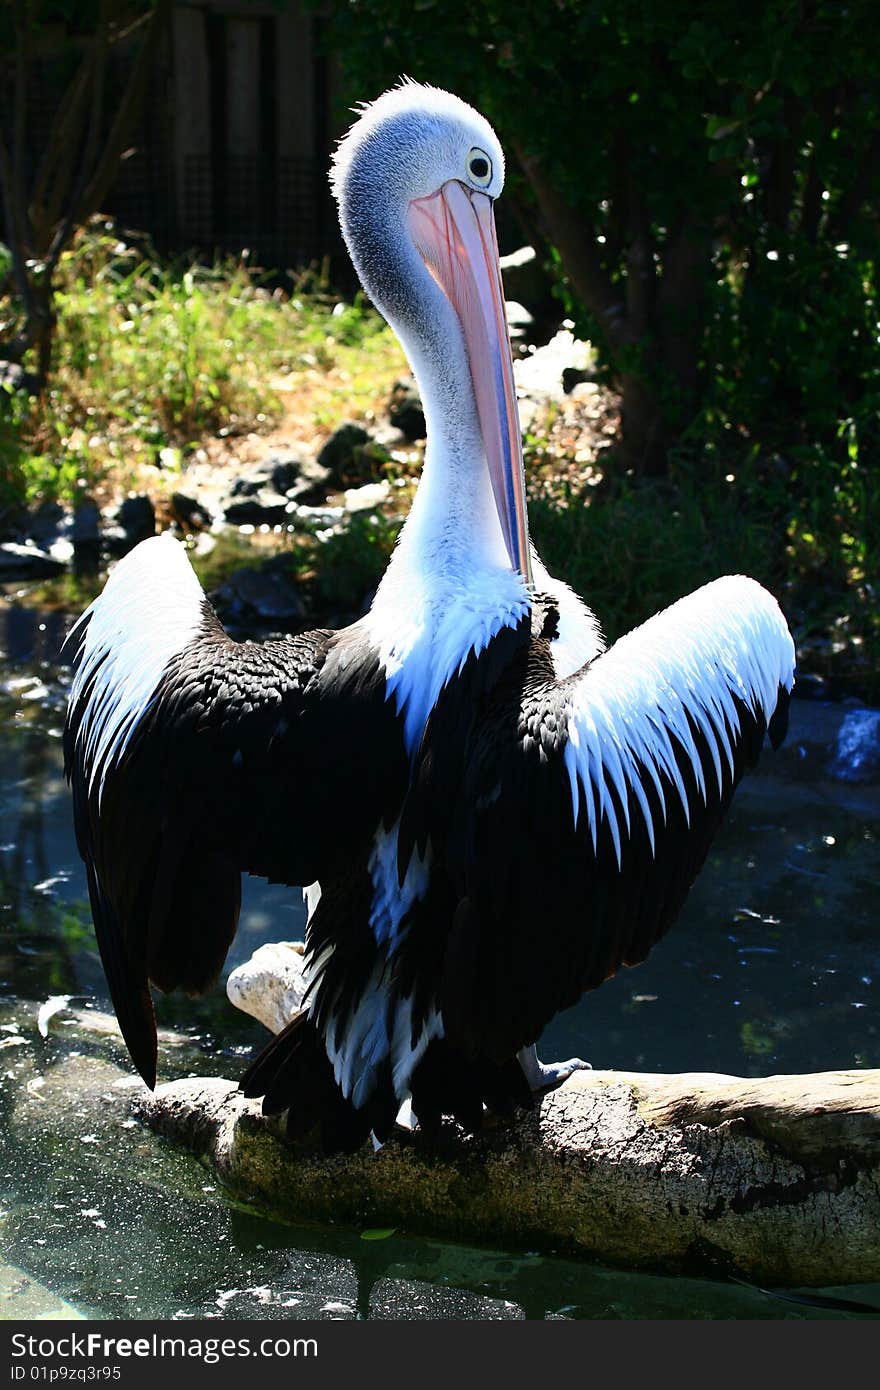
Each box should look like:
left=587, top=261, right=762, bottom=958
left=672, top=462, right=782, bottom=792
left=138, top=1066, right=880, bottom=1288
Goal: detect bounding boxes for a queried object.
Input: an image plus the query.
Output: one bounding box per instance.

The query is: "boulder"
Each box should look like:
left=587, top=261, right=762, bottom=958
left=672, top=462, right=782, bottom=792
left=316, top=422, right=372, bottom=484
left=344, top=481, right=390, bottom=513
left=102, top=494, right=155, bottom=557
left=222, top=492, right=290, bottom=526
left=226, top=942, right=307, bottom=1034
left=829, top=708, right=880, bottom=783
left=170, top=492, right=213, bottom=533
left=25, top=501, right=69, bottom=547
left=72, top=498, right=101, bottom=576
left=212, top=558, right=305, bottom=629
left=387, top=379, right=426, bottom=442
left=0, top=541, right=67, bottom=580
left=562, top=364, right=600, bottom=394
left=221, top=457, right=333, bottom=523
left=267, top=454, right=331, bottom=503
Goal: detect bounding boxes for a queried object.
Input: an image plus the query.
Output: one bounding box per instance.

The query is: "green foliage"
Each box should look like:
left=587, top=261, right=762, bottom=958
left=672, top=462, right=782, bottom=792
left=51, top=223, right=284, bottom=449
left=327, top=0, right=879, bottom=686
left=327, top=1, right=880, bottom=452
left=0, top=221, right=402, bottom=512
left=311, top=510, right=403, bottom=609
left=526, top=438, right=879, bottom=697
left=528, top=466, right=780, bottom=646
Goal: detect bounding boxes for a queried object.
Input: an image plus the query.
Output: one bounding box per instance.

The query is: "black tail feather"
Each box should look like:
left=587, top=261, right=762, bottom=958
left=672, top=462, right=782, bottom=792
left=241, top=1019, right=535, bottom=1154
left=410, top=1039, right=534, bottom=1137
left=240, top=1014, right=371, bottom=1155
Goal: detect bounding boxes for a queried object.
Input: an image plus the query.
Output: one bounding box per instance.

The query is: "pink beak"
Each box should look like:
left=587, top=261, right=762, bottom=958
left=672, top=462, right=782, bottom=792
left=407, top=180, right=533, bottom=586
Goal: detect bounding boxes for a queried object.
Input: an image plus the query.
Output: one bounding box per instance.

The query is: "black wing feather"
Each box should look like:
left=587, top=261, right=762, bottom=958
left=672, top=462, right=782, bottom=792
left=65, top=598, right=407, bottom=1086
left=398, top=595, right=792, bottom=1069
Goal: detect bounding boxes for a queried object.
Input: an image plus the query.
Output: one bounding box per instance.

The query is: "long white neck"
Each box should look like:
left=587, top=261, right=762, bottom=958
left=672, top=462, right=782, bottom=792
left=337, top=168, right=511, bottom=595
left=390, top=322, right=511, bottom=584
left=338, top=149, right=530, bottom=749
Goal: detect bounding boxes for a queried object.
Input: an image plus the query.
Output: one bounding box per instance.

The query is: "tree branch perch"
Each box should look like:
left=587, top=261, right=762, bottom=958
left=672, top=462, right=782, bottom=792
left=139, top=1067, right=880, bottom=1287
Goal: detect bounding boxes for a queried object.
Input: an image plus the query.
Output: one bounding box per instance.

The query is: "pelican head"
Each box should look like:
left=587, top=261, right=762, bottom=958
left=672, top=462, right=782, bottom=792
left=331, top=82, right=532, bottom=586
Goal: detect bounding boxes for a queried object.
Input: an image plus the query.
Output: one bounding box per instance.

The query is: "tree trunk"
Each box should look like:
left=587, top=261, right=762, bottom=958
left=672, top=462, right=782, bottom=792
left=0, top=1, right=170, bottom=390
left=514, top=144, right=711, bottom=480
left=139, top=1067, right=880, bottom=1287
left=618, top=370, right=667, bottom=477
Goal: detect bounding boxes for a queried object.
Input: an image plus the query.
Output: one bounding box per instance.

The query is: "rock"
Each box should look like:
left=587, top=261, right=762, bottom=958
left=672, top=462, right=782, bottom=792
left=562, top=364, right=600, bottom=394
left=222, top=457, right=333, bottom=522
left=70, top=498, right=101, bottom=576
left=263, top=454, right=331, bottom=502
left=288, top=503, right=346, bottom=530
left=284, top=458, right=332, bottom=505
left=514, top=329, right=596, bottom=403
left=316, top=422, right=372, bottom=484
left=170, top=491, right=212, bottom=533
left=225, top=456, right=302, bottom=498
left=498, top=246, right=558, bottom=331
left=388, top=379, right=426, bottom=442
left=26, top=501, right=69, bottom=547
left=212, top=559, right=305, bottom=628
left=0, top=541, right=66, bottom=580
left=267, top=457, right=303, bottom=496
left=227, top=942, right=307, bottom=1034
left=370, top=423, right=411, bottom=452
left=118, top=494, right=155, bottom=544
left=222, top=491, right=290, bottom=526
left=828, top=708, right=880, bottom=783
left=0, top=360, right=40, bottom=395
left=102, top=494, right=155, bottom=557
left=504, top=300, right=533, bottom=338
left=228, top=474, right=266, bottom=499
left=344, top=481, right=390, bottom=513
left=20, top=501, right=78, bottom=569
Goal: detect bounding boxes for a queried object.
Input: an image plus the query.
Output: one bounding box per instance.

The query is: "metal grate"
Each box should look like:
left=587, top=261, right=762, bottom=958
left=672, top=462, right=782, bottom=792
left=181, top=154, right=215, bottom=249
left=111, top=145, right=174, bottom=249
left=179, top=153, right=323, bottom=266
left=277, top=155, right=322, bottom=266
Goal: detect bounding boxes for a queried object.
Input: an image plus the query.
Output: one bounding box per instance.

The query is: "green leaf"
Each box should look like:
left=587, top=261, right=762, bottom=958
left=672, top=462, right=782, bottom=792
left=360, top=1227, right=396, bottom=1241
left=705, top=115, right=740, bottom=140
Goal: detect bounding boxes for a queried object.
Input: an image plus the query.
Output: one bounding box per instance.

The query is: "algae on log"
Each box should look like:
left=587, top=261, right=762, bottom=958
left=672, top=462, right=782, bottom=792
left=138, top=1067, right=880, bottom=1287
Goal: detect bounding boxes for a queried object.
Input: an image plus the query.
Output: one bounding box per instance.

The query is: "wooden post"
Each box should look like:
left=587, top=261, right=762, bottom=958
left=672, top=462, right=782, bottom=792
left=276, top=8, right=316, bottom=263
left=224, top=16, right=261, bottom=242
left=171, top=5, right=212, bottom=245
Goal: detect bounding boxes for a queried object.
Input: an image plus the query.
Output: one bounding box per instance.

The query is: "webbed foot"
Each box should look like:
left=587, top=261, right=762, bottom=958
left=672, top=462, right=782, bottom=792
left=517, top=1045, right=592, bottom=1094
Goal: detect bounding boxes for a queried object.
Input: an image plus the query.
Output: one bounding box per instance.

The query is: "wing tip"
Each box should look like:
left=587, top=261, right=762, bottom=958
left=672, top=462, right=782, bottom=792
left=120, top=1009, right=158, bottom=1092
left=768, top=681, right=792, bottom=751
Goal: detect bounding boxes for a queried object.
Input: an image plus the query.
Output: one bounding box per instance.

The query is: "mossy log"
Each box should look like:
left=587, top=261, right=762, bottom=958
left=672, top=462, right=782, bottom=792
left=139, top=1065, right=880, bottom=1287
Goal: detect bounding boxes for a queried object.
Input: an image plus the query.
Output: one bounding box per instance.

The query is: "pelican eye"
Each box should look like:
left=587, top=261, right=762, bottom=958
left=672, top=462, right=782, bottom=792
left=467, top=148, right=492, bottom=187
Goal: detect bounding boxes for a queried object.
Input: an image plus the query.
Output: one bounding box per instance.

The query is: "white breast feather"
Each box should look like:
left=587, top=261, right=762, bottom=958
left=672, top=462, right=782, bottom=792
left=364, top=558, right=529, bottom=754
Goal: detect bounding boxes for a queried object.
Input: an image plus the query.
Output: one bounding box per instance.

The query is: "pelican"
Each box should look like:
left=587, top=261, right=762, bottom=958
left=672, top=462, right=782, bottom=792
left=64, top=83, right=795, bottom=1152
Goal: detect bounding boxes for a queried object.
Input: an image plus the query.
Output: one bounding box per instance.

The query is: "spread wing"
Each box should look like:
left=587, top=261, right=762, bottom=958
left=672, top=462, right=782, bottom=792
left=64, top=534, right=407, bottom=1085
left=398, top=575, right=796, bottom=1064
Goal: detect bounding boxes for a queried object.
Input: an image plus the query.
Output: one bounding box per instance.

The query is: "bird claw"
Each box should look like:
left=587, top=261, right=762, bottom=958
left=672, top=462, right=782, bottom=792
left=517, top=1046, right=592, bottom=1094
